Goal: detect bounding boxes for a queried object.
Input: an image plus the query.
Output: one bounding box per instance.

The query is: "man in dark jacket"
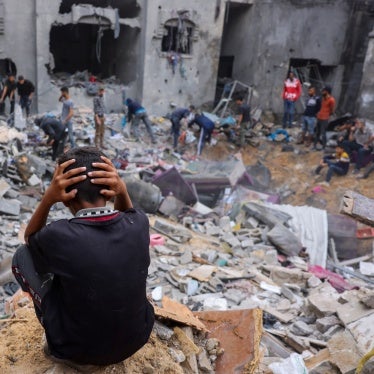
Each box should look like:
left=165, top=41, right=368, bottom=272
left=0, top=74, right=17, bottom=115
left=12, top=147, right=154, bottom=371
left=299, top=86, right=321, bottom=146
left=188, top=112, right=215, bottom=155
left=17, top=75, right=35, bottom=117
left=170, top=106, right=193, bottom=150
left=35, top=115, right=67, bottom=161
left=125, top=98, right=156, bottom=144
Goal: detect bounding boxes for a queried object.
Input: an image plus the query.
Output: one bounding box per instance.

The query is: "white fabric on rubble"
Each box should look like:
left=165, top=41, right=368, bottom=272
left=266, top=203, right=328, bottom=267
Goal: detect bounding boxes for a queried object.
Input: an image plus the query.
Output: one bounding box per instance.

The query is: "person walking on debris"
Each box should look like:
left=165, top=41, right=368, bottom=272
left=17, top=75, right=35, bottom=118
left=12, top=147, right=155, bottom=370
left=125, top=98, right=156, bottom=144
left=35, top=114, right=68, bottom=161
left=188, top=111, right=215, bottom=156
left=59, top=86, right=75, bottom=148
left=342, top=119, right=373, bottom=174
left=298, top=86, right=321, bottom=146
left=313, top=86, right=335, bottom=150
left=282, top=70, right=301, bottom=129
left=314, top=145, right=350, bottom=186
left=170, top=106, right=193, bottom=151
left=93, top=87, right=106, bottom=149
left=0, top=73, right=17, bottom=115
left=235, top=96, right=251, bottom=147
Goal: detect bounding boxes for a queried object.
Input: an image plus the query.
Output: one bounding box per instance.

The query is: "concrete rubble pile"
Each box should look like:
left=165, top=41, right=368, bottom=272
left=0, top=106, right=373, bottom=373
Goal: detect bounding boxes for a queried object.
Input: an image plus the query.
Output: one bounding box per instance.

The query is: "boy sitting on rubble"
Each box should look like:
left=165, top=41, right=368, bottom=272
left=12, top=146, right=154, bottom=371
left=314, top=145, right=350, bottom=186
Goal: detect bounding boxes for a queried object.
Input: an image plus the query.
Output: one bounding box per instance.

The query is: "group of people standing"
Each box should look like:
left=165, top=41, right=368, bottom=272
left=0, top=73, right=35, bottom=117
left=282, top=70, right=373, bottom=184
left=282, top=70, right=336, bottom=150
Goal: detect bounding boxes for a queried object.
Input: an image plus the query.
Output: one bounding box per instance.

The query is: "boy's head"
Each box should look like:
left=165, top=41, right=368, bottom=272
left=60, top=86, right=69, bottom=98
left=58, top=147, right=109, bottom=204
left=235, top=95, right=244, bottom=104
left=335, top=145, right=344, bottom=154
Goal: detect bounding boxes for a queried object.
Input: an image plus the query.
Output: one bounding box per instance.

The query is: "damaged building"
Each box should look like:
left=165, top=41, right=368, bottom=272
left=0, top=0, right=374, bottom=119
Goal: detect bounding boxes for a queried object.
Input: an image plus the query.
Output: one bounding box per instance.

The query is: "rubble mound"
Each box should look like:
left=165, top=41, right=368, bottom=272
left=0, top=306, right=183, bottom=374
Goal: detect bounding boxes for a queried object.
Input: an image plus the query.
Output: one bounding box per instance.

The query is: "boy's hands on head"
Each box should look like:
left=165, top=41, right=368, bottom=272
left=89, top=156, right=127, bottom=199
left=45, top=159, right=87, bottom=205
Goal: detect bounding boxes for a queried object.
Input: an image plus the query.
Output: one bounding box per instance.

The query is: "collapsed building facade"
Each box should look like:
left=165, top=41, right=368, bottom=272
left=0, top=0, right=374, bottom=119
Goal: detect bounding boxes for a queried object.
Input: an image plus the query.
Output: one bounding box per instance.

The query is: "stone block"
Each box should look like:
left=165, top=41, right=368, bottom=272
left=241, top=239, right=254, bottom=249
left=316, top=315, right=340, bottom=333
left=197, top=349, right=213, bottom=372
left=290, top=320, right=314, bottom=336
left=224, top=288, right=246, bottom=305
left=205, top=225, right=221, bottom=236
left=153, top=320, right=174, bottom=340
left=203, top=297, right=228, bottom=311
left=219, top=216, right=231, bottom=232
left=0, top=198, right=21, bottom=216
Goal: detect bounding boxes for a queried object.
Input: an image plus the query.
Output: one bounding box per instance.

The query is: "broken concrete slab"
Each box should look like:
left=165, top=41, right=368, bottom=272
left=0, top=198, right=21, bottom=216
left=308, top=283, right=340, bottom=317
left=195, top=309, right=262, bottom=374
left=267, top=224, right=303, bottom=257
left=328, top=330, right=361, bottom=374
left=336, top=290, right=374, bottom=326
left=158, top=195, right=185, bottom=217
left=347, top=312, right=374, bottom=355
left=316, top=315, right=341, bottom=333
left=152, top=167, right=197, bottom=206
left=290, top=320, right=314, bottom=336
left=0, top=179, right=10, bottom=198
left=189, top=265, right=217, bottom=282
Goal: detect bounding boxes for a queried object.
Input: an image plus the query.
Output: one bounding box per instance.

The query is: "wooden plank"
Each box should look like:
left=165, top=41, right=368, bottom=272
left=262, top=306, right=295, bottom=324
left=154, top=296, right=208, bottom=332
left=340, top=190, right=374, bottom=227
left=304, top=348, right=331, bottom=370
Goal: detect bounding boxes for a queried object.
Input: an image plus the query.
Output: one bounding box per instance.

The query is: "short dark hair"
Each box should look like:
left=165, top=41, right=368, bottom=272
left=322, top=86, right=332, bottom=94
left=189, top=105, right=196, bottom=111
left=235, top=95, right=244, bottom=102
left=61, top=86, right=69, bottom=94
left=18, top=75, right=24, bottom=81
left=58, top=147, right=109, bottom=203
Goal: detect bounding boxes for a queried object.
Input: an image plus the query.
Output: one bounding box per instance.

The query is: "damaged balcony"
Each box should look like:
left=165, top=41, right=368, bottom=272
left=49, top=3, right=141, bottom=84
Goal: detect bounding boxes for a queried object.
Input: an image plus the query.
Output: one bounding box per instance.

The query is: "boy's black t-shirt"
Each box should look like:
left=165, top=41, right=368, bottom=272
left=28, top=209, right=154, bottom=365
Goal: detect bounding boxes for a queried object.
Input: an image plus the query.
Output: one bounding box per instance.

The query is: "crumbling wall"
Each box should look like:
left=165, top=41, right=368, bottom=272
left=220, top=0, right=351, bottom=115
left=141, top=0, right=225, bottom=115
left=357, top=29, right=374, bottom=121
left=2, top=0, right=36, bottom=92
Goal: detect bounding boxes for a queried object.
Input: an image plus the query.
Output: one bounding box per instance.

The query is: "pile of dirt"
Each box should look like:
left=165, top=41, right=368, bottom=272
left=0, top=306, right=183, bottom=374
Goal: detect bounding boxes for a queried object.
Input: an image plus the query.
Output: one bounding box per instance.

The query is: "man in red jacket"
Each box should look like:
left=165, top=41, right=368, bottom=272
left=282, top=71, right=302, bottom=129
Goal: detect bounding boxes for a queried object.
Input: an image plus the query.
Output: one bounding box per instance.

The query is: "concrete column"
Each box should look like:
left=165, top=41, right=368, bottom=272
left=357, top=29, right=374, bottom=121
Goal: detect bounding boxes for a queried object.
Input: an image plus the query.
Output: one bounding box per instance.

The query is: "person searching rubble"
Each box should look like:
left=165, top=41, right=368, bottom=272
left=12, top=146, right=155, bottom=371
left=235, top=95, right=251, bottom=148
left=170, top=105, right=194, bottom=152
left=59, top=86, right=75, bottom=149
left=35, top=114, right=68, bottom=161
left=125, top=98, right=157, bottom=144
left=0, top=73, right=17, bottom=115
left=314, top=144, right=350, bottom=186
left=187, top=109, right=215, bottom=156
left=93, top=86, right=107, bottom=149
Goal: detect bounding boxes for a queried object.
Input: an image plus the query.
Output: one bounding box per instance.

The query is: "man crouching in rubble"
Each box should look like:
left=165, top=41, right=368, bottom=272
left=12, top=146, right=154, bottom=370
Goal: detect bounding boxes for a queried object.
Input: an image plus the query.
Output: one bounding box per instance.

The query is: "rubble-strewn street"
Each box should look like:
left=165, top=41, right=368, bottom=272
left=0, top=103, right=373, bottom=373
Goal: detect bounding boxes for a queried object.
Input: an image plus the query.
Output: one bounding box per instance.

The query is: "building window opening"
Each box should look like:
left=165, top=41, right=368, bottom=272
left=50, top=23, right=117, bottom=79
left=161, top=19, right=194, bottom=54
